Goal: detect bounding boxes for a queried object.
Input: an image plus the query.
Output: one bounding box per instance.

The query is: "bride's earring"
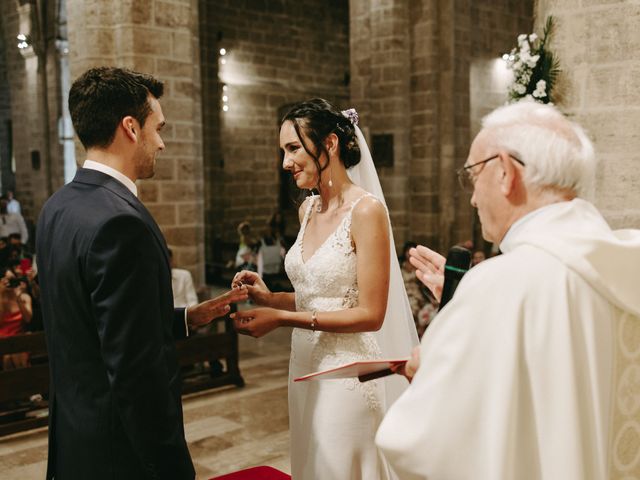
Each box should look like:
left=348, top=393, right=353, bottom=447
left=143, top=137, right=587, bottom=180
left=328, top=143, right=334, bottom=188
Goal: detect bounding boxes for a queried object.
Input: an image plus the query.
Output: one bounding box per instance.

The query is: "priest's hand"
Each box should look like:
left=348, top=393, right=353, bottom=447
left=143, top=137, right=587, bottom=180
left=391, top=346, right=421, bottom=383
left=231, top=270, right=272, bottom=306
left=231, top=307, right=280, bottom=338
left=187, top=288, right=248, bottom=328
left=408, top=245, right=445, bottom=302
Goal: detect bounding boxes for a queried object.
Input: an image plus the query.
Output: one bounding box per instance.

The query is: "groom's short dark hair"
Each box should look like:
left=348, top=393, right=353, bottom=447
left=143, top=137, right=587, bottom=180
left=69, top=67, right=164, bottom=149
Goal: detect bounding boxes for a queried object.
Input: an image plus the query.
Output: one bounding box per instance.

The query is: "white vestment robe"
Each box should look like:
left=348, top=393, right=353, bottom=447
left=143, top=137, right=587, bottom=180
left=376, top=199, right=640, bottom=480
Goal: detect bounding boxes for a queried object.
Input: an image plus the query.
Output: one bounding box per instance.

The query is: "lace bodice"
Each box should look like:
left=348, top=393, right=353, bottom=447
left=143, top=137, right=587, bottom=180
left=285, top=195, right=361, bottom=313
left=285, top=194, right=382, bottom=373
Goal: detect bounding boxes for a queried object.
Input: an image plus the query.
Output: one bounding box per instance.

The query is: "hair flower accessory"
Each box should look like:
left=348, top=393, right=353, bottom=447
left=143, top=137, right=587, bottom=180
left=341, top=108, right=359, bottom=126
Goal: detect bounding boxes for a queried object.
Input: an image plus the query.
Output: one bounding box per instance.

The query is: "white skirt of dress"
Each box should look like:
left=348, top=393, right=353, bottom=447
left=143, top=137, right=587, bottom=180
left=288, top=328, right=393, bottom=480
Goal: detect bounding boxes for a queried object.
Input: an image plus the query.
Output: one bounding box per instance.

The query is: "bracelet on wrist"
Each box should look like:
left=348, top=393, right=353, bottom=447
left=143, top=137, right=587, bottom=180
left=310, top=311, right=317, bottom=331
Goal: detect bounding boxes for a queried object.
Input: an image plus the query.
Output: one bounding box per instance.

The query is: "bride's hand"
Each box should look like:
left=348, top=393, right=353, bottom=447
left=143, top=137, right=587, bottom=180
left=231, top=270, right=272, bottom=306
left=231, top=307, right=280, bottom=338
left=408, top=245, right=445, bottom=303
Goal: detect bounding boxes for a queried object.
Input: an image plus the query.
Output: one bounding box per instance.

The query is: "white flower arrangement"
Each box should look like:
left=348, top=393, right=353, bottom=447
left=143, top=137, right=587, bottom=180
left=504, top=17, right=560, bottom=104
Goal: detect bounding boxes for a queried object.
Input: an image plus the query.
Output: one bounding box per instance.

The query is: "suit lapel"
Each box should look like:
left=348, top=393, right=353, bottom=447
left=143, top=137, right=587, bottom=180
left=73, top=169, right=171, bottom=268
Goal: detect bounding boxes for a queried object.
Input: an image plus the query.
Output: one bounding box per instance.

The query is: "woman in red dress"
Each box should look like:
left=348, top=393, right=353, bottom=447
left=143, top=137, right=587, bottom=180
left=0, top=268, right=32, bottom=369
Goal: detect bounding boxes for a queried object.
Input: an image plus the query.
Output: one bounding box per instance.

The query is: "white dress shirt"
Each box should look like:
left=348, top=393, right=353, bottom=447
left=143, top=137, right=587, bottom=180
left=83, top=160, right=138, bottom=197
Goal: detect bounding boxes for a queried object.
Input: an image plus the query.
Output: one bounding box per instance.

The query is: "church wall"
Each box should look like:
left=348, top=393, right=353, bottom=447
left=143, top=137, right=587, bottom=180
left=466, top=0, right=533, bottom=249
left=350, top=0, right=412, bottom=249
left=535, top=0, right=640, bottom=229
left=468, top=0, right=536, bottom=141
left=0, top=19, right=13, bottom=194
left=0, top=1, right=65, bottom=228
left=66, top=0, right=206, bottom=283
left=199, top=0, right=351, bottom=261
left=351, top=0, right=532, bottom=252
left=7, top=0, right=636, bottom=284
left=532, top=5, right=640, bottom=475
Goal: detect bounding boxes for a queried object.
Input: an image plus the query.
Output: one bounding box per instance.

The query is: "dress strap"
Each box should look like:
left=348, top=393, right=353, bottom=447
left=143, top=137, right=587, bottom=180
left=348, top=192, right=375, bottom=215
left=300, top=195, right=317, bottom=234
left=340, top=193, right=377, bottom=240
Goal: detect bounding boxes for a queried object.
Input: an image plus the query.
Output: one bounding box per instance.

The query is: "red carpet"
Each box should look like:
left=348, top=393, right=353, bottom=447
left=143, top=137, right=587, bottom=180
left=210, top=466, right=291, bottom=480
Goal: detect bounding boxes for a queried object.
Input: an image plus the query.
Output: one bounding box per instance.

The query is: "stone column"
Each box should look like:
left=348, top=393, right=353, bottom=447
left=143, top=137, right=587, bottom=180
left=198, top=0, right=350, bottom=265
left=535, top=0, right=640, bottom=229
left=350, top=0, right=412, bottom=249
left=435, top=0, right=473, bottom=251
left=407, top=0, right=441, bottom=249
left=351, top=0, right=532, bottom=252
left=351, top=0, right=474, bottom=253
left=0, top=17, right=13, bottom=193
left=66, top=0, right=205, bottom=283
left=0, top=0, right=64, bottom=222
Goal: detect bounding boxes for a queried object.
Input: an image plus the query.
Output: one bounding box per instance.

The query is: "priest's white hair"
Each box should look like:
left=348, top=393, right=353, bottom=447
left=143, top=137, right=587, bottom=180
left=482, top=100, right=596, bottom=198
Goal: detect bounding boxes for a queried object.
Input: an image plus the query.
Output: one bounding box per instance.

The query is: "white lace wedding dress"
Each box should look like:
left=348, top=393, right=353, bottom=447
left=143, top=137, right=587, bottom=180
left=284, top=194, right=394, bottom=480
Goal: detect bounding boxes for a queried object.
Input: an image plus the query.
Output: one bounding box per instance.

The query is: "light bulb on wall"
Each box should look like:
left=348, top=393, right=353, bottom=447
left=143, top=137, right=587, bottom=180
left=222, top=84, right=229, bottom=113
left=16, top=33, right=30, bottom=50
left=16, top=33, right=35, bottom=58
left=219, top=49, right=230, bottom=113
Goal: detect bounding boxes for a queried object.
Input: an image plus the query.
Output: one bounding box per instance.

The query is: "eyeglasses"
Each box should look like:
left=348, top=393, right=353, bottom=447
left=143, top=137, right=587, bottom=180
left=457, top=153, right=525, bottom=192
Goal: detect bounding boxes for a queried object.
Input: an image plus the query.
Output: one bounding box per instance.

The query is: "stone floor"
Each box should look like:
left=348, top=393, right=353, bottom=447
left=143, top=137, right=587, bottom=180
left=0, top=316, right=293, bottom=479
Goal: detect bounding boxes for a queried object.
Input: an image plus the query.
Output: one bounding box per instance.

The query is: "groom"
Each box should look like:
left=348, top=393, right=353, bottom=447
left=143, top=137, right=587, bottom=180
left=37, top=67, right=247, bottom=480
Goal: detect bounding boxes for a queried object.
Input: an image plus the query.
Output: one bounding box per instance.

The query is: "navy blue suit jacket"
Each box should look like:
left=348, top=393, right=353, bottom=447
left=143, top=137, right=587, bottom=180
left=36, top=168, right=194, bottom=480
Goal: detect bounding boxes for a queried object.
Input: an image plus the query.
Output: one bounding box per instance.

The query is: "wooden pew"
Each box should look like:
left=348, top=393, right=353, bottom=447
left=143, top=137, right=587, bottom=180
left=177, top=312, right=245, bottom=393
left=0, top=332, right=49, bottom=436
left=0, top=313, right=244, bottom=437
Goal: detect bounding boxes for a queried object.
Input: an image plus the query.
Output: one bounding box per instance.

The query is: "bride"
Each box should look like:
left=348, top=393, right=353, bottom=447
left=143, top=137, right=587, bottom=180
left=231, top=98, right=418, bottom=479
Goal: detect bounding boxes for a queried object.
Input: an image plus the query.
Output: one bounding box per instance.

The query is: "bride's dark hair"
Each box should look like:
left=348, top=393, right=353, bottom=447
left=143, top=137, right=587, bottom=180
left=281, top=99, right=361, bottom=189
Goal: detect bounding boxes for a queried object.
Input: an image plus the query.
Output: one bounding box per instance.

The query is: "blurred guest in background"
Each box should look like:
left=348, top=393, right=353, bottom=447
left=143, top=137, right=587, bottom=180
left=5, top=190, right=21, bottom=215
left=0, top=267, right=32, bottom=370
left=234, top=221, right=258, bottom=268
left=169, top=249, right=198, bottom=309
left=0, top=196, right=28, bottom=245
left=471, top=250, right=486, bottom=266
left=400, top=241, right=427, bottom=332
left=257, top=212, right=287, bottom=289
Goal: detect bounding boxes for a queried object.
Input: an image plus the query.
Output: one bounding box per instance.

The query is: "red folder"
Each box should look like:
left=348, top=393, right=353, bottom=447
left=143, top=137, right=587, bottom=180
left=293, top=358, right=409, bottom=383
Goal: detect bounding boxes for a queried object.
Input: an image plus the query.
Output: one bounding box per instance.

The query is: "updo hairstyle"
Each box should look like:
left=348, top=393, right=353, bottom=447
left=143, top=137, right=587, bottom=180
left=281, top=98, right=361, bottom=188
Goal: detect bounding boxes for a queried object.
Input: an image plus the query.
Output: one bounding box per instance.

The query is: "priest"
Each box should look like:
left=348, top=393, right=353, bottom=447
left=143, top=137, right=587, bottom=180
left=376, top=100, right=640, bottom=480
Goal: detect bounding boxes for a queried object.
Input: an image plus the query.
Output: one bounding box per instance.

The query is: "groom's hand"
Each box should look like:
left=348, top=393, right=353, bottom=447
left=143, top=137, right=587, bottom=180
left=187, top=288, right=248, bottom=328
